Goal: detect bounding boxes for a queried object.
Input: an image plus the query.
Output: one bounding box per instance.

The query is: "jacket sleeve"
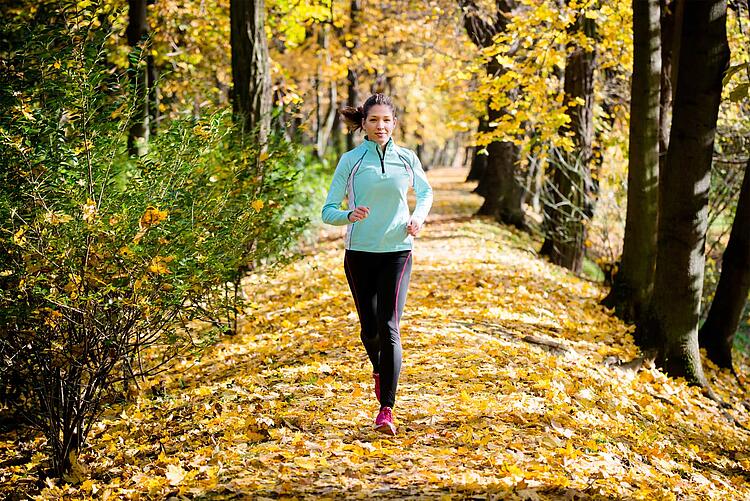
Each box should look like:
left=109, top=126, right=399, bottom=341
left=321, top=155, right=353, bottom=226
left=410, top=150, right=433, bottom=225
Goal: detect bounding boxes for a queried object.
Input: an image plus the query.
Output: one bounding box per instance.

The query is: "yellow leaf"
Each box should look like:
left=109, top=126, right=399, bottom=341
left=165, top=464, right=186, bottom=486
left=82, top=199, right=97, bottom=224
left=148, top=256, right=173, bottom=275
left=251, top=200, right=264, bottom=211
left=12, top=227, right=26, bottom=245
left=139, top=206, right=168, bottom=229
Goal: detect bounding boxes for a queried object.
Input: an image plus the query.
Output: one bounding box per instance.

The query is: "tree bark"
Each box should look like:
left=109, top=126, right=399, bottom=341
left=699, top=159, right=750, bottom=369
left=230, top=0, right=272, bottom=143
left=467, top=117, right=489, bottom=183
left=602, top=0, right=661, bottom=323
left=346, top=67, right=358, bottom=151
left=638, top=0, right=729, bottom=385
left=659, top=0, right=681, bottom=172
left=540, top=9, right=596, bottom=273
left=127, top=0, right=150, bottom=156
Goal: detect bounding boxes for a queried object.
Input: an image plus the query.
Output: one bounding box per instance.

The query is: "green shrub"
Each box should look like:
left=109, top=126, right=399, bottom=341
left=0, top=1, right=306, bottom=478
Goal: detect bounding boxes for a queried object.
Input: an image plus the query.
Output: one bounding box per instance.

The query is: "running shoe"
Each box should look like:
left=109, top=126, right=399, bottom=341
left=373, top=373, right=381, bottom=403
left=374, top=406, right=396, bottom=435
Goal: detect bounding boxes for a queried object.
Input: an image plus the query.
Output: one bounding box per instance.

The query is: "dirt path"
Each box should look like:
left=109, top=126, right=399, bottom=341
left=25, top=168, right=750, bottom=500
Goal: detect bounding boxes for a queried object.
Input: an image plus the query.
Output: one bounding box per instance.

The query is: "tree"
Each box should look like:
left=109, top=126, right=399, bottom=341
left=314, top=23, right=338, bottom=159
left=345, top=0, right=361, bottom=152
left=659, top=0, right=682, bottom=172
left=638, top=0, right=730, bottom=385
left=466, top=117, right=489, bottom=182
left=126, top=0, right=153, bottom=156
left=459, top=0, right=527, bottom=230
left=230, top=0, right=272, bottom=142
left=699, top=159, right=750, bottom=370
left=540, top=5, right=597, bottom=273
left=602, top=0, right=661, bottom=323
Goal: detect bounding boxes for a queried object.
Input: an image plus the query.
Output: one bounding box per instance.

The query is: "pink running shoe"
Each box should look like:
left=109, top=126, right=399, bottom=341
left=374, top=407, right=396, bottom=435
left=373, top=373, right=381, bottom=403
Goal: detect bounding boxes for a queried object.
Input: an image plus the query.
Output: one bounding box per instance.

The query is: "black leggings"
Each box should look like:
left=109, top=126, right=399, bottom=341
left=344, top=249, right=412, bottom=409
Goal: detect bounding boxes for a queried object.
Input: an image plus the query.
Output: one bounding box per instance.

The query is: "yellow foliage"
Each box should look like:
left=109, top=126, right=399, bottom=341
left=81, top=199, right=97, bottom=224
left=44, top=211, right=73, bottom=225
left=147, top=255, right=174, bottom=275
left=139, top=206, right=169, bottom=229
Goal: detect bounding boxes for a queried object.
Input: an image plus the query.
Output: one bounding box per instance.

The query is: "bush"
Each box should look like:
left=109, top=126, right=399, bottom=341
left=0, top=2, right=306, bottom=478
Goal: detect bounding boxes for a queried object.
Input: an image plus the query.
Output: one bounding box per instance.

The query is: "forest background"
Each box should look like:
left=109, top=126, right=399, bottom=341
left=1, top=0, right=750, bottom=497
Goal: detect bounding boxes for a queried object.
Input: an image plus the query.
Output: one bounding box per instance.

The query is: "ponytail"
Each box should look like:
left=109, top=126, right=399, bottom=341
left=340, top=106, right=365, bottom=132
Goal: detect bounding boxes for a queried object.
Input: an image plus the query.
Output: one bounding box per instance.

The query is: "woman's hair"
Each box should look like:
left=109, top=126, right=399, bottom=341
left=340, top=94, right=396, bottom=133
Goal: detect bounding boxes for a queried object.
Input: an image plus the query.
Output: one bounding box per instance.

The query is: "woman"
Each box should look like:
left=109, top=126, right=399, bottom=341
left=321, top=94, right=433, bottom=435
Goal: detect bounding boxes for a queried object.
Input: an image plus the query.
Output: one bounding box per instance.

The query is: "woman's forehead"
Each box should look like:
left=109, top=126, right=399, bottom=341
left=366, top=105, right=394, bottom=117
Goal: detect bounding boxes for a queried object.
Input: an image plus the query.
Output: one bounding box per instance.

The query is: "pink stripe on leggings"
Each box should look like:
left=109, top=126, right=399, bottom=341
left=394, top=252, right=412, bottom=325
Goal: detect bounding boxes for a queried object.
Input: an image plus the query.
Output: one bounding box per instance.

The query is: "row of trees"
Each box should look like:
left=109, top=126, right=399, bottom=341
left=614, top=0, right=748, bottom=389
left=455, top=0, right=748, bottom=390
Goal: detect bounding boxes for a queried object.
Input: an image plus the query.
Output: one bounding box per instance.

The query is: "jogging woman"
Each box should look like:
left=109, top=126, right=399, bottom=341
left=321, top=94, right=433, bottom=435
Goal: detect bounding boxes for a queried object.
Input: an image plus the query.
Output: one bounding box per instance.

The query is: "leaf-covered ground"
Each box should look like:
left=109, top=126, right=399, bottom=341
left=5, top=168, right=750, bottom=500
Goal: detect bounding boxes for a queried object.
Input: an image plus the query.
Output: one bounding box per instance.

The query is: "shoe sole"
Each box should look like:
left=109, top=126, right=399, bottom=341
left=375, top=422, right=396, bottom=436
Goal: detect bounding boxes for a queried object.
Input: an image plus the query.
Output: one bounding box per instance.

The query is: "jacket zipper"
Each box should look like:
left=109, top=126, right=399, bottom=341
left=377, top=142, right=387, bottom=174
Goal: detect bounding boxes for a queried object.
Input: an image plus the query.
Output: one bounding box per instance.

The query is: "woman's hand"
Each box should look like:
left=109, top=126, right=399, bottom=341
left=406, top=218, right=422, bottom=236
left=348, top=206, right=370, bottom=222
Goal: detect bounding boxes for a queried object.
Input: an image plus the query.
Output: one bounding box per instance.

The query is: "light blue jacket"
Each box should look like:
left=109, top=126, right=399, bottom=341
left=321, top=137, right=433, bottom=252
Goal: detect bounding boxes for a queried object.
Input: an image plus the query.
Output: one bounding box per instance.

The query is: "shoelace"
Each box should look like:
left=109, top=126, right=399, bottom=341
left=379, top=407, right=393, bottom=422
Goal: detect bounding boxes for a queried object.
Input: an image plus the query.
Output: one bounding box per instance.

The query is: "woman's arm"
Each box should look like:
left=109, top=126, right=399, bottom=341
left=410, top=151, right=433, bottom=226
left=321, top=156, right=354, bottom=225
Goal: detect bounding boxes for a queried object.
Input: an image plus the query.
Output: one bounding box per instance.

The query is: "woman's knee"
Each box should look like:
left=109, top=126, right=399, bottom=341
left=360, top=329, right=379, bottom=342
left=377, top=326, right=401, bottom=345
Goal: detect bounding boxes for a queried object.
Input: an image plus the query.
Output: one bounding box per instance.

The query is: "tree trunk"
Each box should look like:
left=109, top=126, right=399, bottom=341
left=230, top=0, right=272, bottom=143
left=659, top=0, right=681, bottom=172
left=602, top=0, right=661, bottom=323
left=699, top=159, right=750, bottom=369
left=467, top=116, right=489, bottom=183
left=346, top=67, right=358, bottom=151
left=127, top=0, right=150, bottom=157
left=316, top=25, right=338, bottom=159
left=346, top=0, right=361, bottom=152
left=638, top=0, right=729, bottom=385
left=331, top=110, right=346, bottom=158
left=540, top=9, right=596, bottom=273
left=475, top=101, right=525, bottom=229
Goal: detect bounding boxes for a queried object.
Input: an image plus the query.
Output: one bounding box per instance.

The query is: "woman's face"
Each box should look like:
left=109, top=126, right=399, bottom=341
left=362, top=104, right=397, bottom=147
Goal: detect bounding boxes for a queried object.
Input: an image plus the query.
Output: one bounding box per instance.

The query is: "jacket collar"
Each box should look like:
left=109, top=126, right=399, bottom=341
left=363, top=136, right=394, bottom=155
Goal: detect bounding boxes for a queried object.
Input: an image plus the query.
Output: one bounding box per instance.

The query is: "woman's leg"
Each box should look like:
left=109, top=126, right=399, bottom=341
left=376, top=251, right=412, bottom=409
left=344, top=250, right=380, bottom=373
